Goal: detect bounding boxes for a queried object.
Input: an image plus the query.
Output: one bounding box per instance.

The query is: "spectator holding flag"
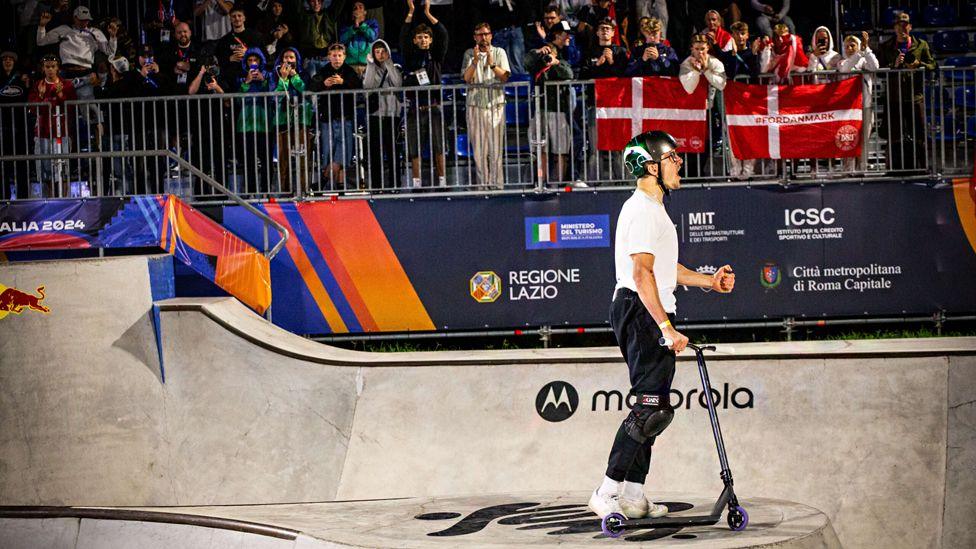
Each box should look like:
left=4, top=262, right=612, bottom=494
left=703, top=9, right=734, bottom=57
left=760, top=23, right=807, bottom=84
left=838, top=31, right=878, bottom=172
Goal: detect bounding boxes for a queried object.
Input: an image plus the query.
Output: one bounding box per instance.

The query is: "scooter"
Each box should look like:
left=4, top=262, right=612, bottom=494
left=600, top=340, right=748, bottom=538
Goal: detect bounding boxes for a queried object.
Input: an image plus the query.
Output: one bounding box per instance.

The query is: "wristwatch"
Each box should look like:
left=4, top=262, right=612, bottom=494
left=489, top=64, right=497, bottom=70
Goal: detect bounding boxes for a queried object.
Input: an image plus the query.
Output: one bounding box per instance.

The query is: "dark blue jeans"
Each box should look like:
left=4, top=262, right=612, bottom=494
left=492, top=25, right=525, bottom=75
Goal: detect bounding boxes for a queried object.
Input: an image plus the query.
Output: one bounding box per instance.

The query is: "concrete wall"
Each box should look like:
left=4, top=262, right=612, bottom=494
left=1, top=257, right=974, bottom=548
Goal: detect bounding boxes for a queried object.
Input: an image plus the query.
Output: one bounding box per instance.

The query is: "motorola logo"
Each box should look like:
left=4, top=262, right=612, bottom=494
left=535, top=381, right=579, bottom=422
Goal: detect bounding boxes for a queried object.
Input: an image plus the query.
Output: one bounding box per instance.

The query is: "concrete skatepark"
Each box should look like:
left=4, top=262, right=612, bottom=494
left=1, top=255, right=974, bottom=548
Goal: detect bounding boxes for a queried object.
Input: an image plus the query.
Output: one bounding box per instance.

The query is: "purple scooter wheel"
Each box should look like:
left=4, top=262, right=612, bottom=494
left=727, top=505, right=749, bottom=531
left=601, top=512, right=626, bottom=538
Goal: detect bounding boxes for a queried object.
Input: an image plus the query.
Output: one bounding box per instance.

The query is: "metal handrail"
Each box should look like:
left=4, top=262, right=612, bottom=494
left=0, top=149, right=289, bottom=260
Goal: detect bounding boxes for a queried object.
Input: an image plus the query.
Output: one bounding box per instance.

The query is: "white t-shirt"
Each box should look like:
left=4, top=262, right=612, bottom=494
left=197, top=0, right=234, bottom=42
left=613, top=189, right=679, bottom=313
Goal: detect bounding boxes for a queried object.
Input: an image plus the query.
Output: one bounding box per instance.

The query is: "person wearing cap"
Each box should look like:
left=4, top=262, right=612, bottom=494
left=36, top=6, right=118, bottom=77
left=588, top=129, right=734, bottom=521
left=876, top=11, right=936, bottom=171
left=878, top=12, right=935, bottom=71
left=529, top=5, right=581, bottom=67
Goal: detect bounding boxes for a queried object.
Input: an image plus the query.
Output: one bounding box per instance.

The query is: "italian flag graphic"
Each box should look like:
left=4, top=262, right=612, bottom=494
left=533, top=222, right=558, bottom=243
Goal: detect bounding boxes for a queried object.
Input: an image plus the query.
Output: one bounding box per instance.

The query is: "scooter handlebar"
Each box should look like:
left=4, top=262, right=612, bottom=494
left=658, top=338, right=729, bottom=354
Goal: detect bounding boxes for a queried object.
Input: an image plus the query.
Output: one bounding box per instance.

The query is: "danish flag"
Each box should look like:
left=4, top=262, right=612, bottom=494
left=595, top=77, right=708, bottom=152
left=724, top=76, right=864, bottom=160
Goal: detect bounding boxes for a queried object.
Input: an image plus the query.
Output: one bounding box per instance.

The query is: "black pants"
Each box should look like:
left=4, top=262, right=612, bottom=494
left=605, top=288, right=676, bottom=483
left=367, top=115, right=398, bottom=189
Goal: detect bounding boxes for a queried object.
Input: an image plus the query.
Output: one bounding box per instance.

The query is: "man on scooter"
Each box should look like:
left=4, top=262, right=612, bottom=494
left=589, top=130, right=736, bottom=520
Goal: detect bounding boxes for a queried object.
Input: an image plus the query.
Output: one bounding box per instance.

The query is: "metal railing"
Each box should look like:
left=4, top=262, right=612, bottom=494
left=1, top=67, right=972, bottom=203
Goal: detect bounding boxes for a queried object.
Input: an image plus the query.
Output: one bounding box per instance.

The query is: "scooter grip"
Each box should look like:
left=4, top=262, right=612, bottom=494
left=658, top=337, right=673, bottom=347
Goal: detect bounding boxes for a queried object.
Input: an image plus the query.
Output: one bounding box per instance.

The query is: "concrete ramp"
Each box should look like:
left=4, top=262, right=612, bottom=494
left=1, top=256, right=974, bottom=549
left=0, top=492, right=841, bottom=548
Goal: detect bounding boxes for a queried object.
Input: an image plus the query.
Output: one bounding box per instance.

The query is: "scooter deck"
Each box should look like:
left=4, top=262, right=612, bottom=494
left=610, top=513, right=722, bottom=531
left=611, top=485, right=733, bottom=532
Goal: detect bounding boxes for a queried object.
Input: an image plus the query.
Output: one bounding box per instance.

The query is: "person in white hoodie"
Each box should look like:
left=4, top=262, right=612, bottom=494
left=838, top=31, right=879, bottom=172
left=679, top=34, right=727, bottom=106
left=362, top=39, right=402, bottom=190
left=807, top=26, right=839, bottom=77
left=680, top=34, right=727, bottom=175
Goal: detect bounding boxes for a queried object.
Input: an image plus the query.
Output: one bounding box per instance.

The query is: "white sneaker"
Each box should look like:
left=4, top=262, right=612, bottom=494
left=619, top=496, right=668, bottom=519
left=588, top=490, right=625, bottom=519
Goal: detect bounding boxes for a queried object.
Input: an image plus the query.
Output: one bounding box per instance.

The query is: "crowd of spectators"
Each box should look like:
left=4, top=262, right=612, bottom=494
left=0, top=1, right=943, bottom=193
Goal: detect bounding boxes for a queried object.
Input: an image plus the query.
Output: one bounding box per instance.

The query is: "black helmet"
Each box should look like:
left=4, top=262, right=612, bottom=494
left=623, top=130, right=678, bottom=178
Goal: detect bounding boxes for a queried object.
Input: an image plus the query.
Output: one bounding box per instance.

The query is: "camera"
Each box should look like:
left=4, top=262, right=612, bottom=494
left=542, top=54, right=553, bottom=64
left=201, top=55, right=220, bottom=84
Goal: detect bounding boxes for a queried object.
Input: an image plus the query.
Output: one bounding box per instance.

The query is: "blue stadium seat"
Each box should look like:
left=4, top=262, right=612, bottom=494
left=933, top=30, right=971, bottom=53
left=881, top=7, right=915, bottom=28
left=966, top=2, right=976, bottom=24
left=505, top=101, right=530, bottom=126
left=455, top=133, right=472, bottom=157
left=842, top=7, right=871, bottom=30
left=967, top=115, right=976, bottom=138
left=924, top=5, right=957, bottom=27
left=910, top=31, right=929, bottom=44
left=954, top=85, right=976, bottom=110
left=942, top=57, right=976, bottom=82
left=943, top=56, right=976, bottom=68
left=505, top=73, right=532, bottom=98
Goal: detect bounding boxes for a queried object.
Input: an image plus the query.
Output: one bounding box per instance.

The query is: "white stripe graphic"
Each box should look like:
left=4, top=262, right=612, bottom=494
left=768, top=85, right=780, bottom=159
left=725, top=109, right=863, bottom=125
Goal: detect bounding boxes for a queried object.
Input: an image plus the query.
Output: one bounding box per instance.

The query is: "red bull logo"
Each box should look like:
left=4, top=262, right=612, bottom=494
left=0, top=284, right=51, bottom=318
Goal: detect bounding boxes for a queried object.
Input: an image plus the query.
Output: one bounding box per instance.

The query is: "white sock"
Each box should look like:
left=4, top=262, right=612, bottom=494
left=437, top=176, right=447, bottom=187
left=621, top=481, right=645, bottom=501
left=597, top=476, right=621, bottom=497
left=411, top=178, right=422, bottom=188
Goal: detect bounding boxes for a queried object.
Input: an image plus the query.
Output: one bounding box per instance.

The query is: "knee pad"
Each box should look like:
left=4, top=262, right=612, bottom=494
left=623, top=394, right=674, bottom=443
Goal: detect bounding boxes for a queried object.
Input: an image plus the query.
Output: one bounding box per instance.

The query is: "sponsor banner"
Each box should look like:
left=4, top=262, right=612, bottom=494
left=223, top=182, right=976, bottom=335
left=524, top=215, right=611, bottom=250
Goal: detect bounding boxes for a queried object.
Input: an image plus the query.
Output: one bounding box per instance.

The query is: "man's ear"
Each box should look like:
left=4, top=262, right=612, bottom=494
left=646, top=161, right=659, bottom=178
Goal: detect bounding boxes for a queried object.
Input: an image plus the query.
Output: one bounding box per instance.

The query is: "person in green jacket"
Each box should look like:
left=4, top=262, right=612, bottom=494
left=271, top=46, right=312, bottom=193
left=236, top=47, right=274, bottom=190
left=876, top=11, right=937, bottom=172
left=339, top=1, right=379, bottom=75
left=287, top=0, right=348, bottom=80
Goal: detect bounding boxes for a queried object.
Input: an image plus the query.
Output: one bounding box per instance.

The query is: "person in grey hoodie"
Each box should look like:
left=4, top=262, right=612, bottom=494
left=362, top=38, right=402, bottom=190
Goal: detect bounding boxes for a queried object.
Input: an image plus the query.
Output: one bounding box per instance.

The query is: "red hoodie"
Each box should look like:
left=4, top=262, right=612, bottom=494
left=29, top=77, right=76, bottom=138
